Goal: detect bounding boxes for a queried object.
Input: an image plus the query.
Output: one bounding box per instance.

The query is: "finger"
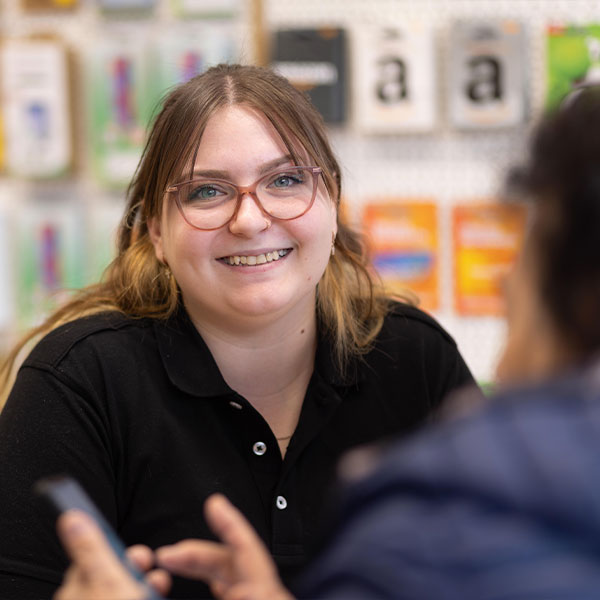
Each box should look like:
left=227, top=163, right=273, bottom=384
left=156, top=540, right=231, bottom=580
left=146, top=569, right=172, bottom=597
left=204, top=495, right=268, bottom=556
left=127, top=545, right=154, bottom=572
left=210, top=580, right=228, bottom=599
left=204, top=495, right=292, bottom=600
left=52, top=565, right=82, bottom=600
left=57, top=510, right=125, bottom=577
left=204, top=494, right=275, bottom=576
left=225, top=583, right=261, bottom=600
left=225, top=583, right=288, bottom=600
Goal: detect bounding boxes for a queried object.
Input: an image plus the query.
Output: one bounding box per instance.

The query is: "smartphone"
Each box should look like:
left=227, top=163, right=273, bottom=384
left=34, top=475, right=162, bottom=599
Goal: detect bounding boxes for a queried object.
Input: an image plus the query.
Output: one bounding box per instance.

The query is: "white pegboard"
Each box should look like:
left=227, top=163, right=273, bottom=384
left=0, top=0, right=254, bottom=355
left=264, top=0, right=600, bottom=383
left=2, top=0, right=600, bottom=382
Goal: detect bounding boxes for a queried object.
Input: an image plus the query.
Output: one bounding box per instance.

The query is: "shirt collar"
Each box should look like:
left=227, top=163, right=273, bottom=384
left=154, top=304, right=361, bottom=398
left=154, top=305, right=232, bottom=397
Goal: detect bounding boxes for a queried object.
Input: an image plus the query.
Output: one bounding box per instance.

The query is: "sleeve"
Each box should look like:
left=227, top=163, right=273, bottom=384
left=427, top=334, right=476, bottom=408
left=409, top=310, right=480, bottom=415
left=0, top=363, right=117, bottom=598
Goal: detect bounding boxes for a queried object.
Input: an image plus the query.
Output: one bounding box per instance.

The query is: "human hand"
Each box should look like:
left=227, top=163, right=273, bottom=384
left=156, top=494, right=295, bottom=600
left=54, top=510, right=171, bottom=600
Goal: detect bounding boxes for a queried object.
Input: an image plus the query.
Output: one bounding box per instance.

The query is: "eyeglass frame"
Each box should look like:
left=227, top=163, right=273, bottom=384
left=165, top=165, right=323, bottom=231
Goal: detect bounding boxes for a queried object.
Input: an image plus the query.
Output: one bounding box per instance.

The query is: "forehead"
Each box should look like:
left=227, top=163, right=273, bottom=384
left=191, top=105, right=309, bottom=171
left=202, top=105, right=283, bottom=147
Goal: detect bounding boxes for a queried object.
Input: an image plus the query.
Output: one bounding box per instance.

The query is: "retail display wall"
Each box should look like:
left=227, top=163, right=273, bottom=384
left=1, top=0, right=599, bottom=384
left=263, top=0, right=600, bottom=383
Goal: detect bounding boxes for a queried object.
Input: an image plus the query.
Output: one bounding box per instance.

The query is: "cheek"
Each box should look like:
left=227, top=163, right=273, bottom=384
left=306, top=197, right=337, bottom=244
left=299, top=215, right=333, bottom=256
left=495, top=285, right=539, bottom=382
left=162, top=224, right=206, bottom=268
left=324, top=196, right=338, bottom=232
left=496, top=333, right=526, bottom=382
left=298, top=221, right=334, bottom=285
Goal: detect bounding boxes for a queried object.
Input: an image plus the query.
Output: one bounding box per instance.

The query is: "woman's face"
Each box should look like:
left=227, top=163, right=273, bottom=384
left=148, top=105, right=337, bottom=331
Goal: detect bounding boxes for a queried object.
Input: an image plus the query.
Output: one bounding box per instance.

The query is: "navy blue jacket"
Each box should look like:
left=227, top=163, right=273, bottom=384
left=297, top=362, right=600, bottom=599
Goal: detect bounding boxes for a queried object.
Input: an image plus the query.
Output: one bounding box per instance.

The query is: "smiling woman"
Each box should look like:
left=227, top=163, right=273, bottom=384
left=0, top=64, right=476, bottom=600
left=147, top=104, right=337, bottom=333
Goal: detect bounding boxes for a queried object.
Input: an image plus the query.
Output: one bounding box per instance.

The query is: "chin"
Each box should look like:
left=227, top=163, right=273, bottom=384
left=234, top=298, right=289, bottom=318
left=232, top=288, right=313, bottom=322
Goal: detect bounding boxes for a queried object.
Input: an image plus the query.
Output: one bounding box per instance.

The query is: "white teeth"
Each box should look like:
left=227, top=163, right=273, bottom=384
left=222, top=249, right=290, bottom=265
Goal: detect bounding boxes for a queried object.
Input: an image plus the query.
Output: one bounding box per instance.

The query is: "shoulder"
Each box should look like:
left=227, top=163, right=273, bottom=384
left=23, top=312, right=154, bottom=370
left=367, top=372, right=598, bottom=503
left=374, top=301, right=459, bottom=354
left=304, top=382, right=600, bottom=599
left=331, top=376, right=599, bottom=549
left=357, top=301, right=474, bottom=405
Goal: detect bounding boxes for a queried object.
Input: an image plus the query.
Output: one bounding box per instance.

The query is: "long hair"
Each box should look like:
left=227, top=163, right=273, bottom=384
left=1, top=64, right=398, bottom=399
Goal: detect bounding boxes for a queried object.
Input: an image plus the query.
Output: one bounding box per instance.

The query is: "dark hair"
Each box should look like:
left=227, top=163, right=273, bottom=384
left=509, top=87, right=600, bottom=357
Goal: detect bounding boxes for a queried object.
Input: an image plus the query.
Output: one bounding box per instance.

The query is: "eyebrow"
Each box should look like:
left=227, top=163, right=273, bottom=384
left=190, top=155, right=295, bottom=180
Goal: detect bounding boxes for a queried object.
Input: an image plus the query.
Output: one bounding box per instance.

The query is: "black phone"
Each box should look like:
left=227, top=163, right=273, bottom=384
left=34, top=475, right=162, bottom=600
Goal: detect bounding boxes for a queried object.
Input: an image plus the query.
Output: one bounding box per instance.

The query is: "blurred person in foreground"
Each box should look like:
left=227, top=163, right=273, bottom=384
left=53, top=85, right=600, bottom=599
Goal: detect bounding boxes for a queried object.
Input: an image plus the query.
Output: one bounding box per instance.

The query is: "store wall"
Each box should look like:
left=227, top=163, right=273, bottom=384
left=1, top=0, right=599, bottom=384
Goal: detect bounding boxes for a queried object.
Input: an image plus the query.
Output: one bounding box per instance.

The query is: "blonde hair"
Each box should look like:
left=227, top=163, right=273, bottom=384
left=1, top=64, right=403, bottom=400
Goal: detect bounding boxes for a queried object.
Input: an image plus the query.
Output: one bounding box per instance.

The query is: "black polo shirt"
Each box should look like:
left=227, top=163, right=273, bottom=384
left=0, top=302, right=475, bottom=599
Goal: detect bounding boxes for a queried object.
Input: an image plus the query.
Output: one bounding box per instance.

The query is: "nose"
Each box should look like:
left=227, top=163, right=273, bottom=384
left=228, top=192, right=272, bottom=236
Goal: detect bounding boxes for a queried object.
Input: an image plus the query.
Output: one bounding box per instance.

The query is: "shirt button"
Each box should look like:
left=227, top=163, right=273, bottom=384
left=253, top=441, right=267, bottom=456
left=229, top=401, right=243, bottom=410
left=276, top=495, right=287, bottom=510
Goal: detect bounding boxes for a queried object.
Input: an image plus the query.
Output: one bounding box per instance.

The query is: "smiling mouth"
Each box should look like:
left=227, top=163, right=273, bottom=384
left=218, top=248, right=292, bottom=266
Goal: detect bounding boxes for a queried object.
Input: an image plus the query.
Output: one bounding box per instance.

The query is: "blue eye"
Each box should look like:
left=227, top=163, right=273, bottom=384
left=272, top=173, right=304, bottom=188
left=182, top=182, right=234, bottom=206
left=190, top=185, right=221, bottom=200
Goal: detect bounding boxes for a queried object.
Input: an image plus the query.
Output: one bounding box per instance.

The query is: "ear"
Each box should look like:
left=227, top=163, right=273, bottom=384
left=147, top=216, right=165, bottom=264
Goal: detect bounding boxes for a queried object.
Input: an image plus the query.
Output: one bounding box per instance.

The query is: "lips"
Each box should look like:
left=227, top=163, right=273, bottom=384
left=218, top=248, right=291, bottom=266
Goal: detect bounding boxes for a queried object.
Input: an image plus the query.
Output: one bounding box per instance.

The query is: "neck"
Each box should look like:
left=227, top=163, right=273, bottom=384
left=188, top=305, right=318, bottom=440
